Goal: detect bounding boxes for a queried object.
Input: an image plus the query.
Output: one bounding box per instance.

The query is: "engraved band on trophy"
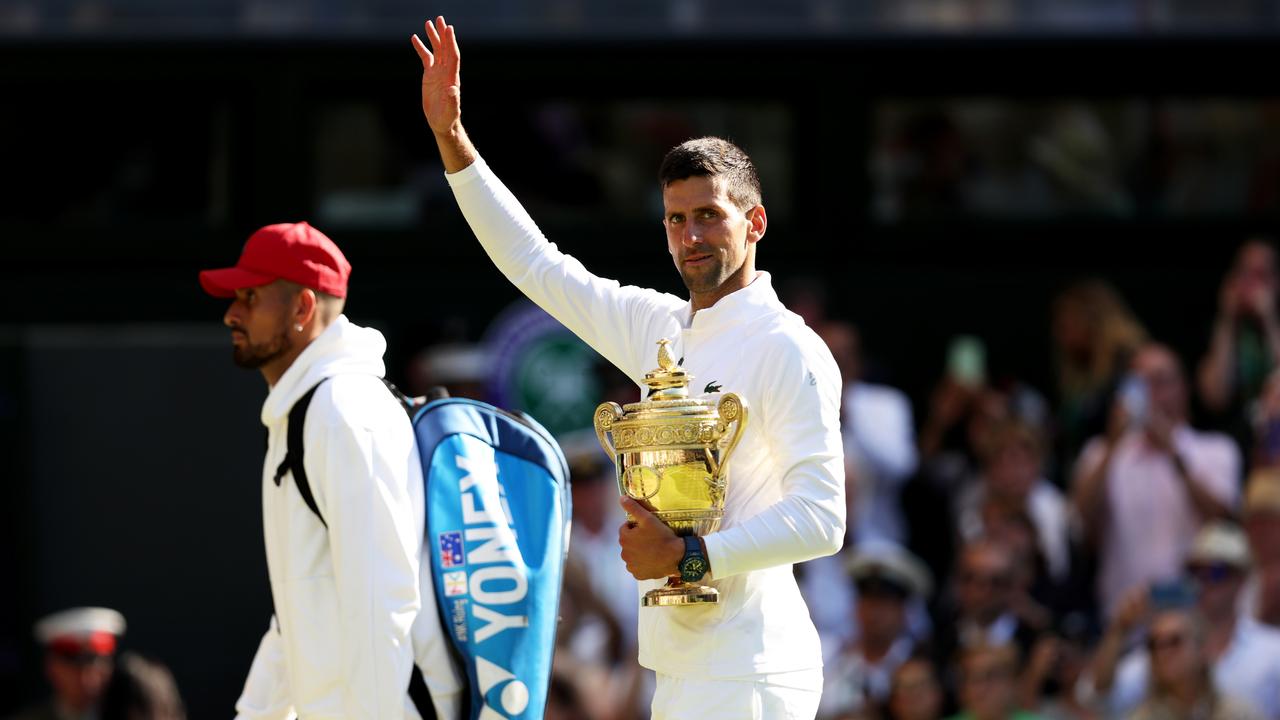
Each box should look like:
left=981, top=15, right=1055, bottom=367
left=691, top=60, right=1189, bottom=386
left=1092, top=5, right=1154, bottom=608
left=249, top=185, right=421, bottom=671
left=593, top=339, right=748, bottom=607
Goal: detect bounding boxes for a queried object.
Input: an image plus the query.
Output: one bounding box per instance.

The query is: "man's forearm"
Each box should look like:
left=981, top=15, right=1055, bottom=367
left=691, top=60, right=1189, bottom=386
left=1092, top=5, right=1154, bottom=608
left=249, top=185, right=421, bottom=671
left=1072, top=446, right=1113, bottom=542
left=435, top=124, right=477, bottom=174
left=1199, top=317, right=1237, bottom=412
left=1089, top=626, right=1128, bottom=694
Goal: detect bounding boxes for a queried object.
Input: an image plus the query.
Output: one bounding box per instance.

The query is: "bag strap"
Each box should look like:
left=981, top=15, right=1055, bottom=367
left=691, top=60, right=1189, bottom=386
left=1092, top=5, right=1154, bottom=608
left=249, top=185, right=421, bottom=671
left=273, top=381, right=327, bottom=528
left=408, top=666, right=438, bottom=720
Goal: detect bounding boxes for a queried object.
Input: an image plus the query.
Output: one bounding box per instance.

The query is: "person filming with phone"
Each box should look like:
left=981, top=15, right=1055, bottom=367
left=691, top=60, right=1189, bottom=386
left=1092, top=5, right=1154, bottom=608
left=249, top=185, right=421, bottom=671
left=1072, top=342, right=1241, bottom=621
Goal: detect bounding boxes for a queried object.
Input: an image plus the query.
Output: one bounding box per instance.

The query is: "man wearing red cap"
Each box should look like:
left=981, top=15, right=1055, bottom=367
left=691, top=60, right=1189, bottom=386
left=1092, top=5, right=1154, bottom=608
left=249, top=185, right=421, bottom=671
left=201, top=222, right=460, bottom=719
left=10, top=607, right=124, bottom=720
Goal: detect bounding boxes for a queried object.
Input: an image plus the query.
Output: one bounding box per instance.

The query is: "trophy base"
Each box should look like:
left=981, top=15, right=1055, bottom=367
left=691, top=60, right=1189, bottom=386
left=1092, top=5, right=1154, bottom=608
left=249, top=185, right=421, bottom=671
left=642, top=583, right=719, bottom=607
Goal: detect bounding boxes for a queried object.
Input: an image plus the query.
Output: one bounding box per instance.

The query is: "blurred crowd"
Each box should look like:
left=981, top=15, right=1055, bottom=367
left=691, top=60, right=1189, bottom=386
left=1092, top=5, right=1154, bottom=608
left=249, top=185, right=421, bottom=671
left=527, top=236, right=1280, bottom=720
left=17, top=239, right=1280, bottom=719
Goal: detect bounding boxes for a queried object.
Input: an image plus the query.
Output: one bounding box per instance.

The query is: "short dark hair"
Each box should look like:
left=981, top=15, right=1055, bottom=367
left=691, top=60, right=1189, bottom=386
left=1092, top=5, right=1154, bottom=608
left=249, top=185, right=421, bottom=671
left=659, top=137, right=762, bottom=211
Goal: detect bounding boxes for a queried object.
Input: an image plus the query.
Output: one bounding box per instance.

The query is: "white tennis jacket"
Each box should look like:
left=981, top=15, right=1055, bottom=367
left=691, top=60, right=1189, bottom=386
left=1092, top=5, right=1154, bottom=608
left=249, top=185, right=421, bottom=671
left=234, top=316, right=463, bottom=719
left=447, top=157, right=847, bottom=679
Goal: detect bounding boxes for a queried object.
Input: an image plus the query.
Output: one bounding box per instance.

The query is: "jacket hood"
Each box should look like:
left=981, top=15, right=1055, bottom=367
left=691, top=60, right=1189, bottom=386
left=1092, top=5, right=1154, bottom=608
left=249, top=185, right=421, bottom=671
left=261, top=315, right=387, bottom=426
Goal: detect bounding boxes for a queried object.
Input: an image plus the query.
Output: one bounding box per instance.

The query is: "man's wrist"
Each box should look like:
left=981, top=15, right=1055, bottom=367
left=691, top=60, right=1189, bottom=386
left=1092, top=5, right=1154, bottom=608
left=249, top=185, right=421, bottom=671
left=434, top=124, right=476, bottom=174
left=676, top=535, right=711, bottom=582
left=667, top=536, right=685, bottom=576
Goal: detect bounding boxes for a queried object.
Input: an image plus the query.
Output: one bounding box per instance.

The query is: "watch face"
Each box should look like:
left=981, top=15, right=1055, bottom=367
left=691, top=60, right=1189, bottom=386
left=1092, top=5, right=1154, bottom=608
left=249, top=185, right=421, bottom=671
left=681, top=556, right=707, bottom=582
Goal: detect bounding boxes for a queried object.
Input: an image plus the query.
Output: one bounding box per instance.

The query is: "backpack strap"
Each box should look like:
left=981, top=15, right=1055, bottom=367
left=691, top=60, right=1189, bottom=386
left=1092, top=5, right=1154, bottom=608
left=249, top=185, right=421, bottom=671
left=408, top=666, right=438, bottom=720
left=273, top=381, right=327, bottom=528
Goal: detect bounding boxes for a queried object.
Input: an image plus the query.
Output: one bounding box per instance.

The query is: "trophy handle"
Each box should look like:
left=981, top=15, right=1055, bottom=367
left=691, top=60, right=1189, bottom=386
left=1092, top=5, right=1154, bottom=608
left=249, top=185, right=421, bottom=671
left=593, top=402, right=624, bottom=457
left=712, top=393, right=748, bottom=481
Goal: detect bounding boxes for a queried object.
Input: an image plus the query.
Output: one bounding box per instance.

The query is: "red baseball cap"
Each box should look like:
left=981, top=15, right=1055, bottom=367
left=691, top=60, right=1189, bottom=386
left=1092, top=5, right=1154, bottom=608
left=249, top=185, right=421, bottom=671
left=199, top=221, right=351, bottom=299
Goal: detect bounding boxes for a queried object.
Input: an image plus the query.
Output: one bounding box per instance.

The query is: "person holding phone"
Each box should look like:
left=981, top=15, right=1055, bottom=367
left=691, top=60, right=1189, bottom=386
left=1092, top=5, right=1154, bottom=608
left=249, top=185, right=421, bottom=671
left=1072, top=343, right=1240, bottom=620
left=1198, top=239, right=1280, bottom=455
left=1077, top=523, right=1280, bottom=720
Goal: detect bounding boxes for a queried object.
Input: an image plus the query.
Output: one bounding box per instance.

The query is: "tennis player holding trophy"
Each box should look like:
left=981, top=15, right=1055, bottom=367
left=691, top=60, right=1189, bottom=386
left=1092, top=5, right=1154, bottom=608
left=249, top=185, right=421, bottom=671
left=413, top=17, right=846, bottom=718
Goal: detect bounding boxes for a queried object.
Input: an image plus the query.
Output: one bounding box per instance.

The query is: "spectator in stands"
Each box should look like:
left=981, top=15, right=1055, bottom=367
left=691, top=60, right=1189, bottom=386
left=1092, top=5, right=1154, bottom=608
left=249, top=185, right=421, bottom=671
left=1248, top=368, right=1280, bottom=468
left=1051, top=279, right=1148, bottom=473
left=1130, top=607, right=1262, bottom=720
left=559, top=430, right=638, bottom=643
left=889, top=657, right=945, bottom=720
left=913, top=371, right=1011, bottom=581
left=556, top=430, right=647, bottom=720
left=820, top=319, right=918, bottom=545
left=821, top=543, right=934, bottom=720
left=934, top=538, right=1043, bottom=700
left=956, top=419, right=1073, bottom=586
left=406, top=340, right=491, bottom=400
left=977, top=509, right=1055, bottom=634
left=1020, top=615, right=1099, bottom=720
left=1199, top=239, right=1280, bottom=460
left=803, top=320, right=918, bottom=652
left=10, top=607, right=125, bottom=720
left=1079, top=523, right=1280, bottom=720
left=948, top=643, right=1040, bottom=720
left=99, top=651, right=185, bottom=720
left=1240, top=469, right=1280, bottom=626
left=1072, top=342, right=1240, bottom=619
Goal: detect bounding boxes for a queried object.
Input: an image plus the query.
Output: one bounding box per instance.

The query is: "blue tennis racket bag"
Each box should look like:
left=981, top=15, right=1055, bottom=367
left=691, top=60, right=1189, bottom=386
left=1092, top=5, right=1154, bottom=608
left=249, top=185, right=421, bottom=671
left=412, top=395, right=571, bottom=720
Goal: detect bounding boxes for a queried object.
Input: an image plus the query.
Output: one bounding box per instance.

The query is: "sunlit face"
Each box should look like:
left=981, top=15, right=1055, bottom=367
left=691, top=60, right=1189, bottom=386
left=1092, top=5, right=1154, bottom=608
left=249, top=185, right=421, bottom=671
left=662, top=176, right=761, bottom=302
left=223, top=282, right=297, bottom=369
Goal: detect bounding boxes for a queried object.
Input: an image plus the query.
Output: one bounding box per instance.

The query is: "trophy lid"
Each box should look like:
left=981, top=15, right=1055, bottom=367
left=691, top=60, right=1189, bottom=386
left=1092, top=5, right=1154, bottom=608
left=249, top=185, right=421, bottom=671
left=643, top=339, right=691, bottom=394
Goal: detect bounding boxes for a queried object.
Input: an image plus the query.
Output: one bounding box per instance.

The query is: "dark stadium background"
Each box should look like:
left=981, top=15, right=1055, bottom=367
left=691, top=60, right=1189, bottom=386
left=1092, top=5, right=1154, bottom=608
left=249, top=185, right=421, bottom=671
left=2, top=2, right=1277, bottom=714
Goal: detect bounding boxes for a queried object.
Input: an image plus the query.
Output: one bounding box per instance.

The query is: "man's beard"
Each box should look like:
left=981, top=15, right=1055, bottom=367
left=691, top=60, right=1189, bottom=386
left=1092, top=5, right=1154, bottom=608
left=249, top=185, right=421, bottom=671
left=231, top=329, right=293, bottom=370
left=678, top=255, right=728, bottom=295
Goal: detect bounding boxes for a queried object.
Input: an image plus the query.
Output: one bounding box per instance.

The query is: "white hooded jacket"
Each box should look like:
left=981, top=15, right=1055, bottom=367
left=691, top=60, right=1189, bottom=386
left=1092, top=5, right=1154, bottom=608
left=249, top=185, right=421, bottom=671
left=234, top=316, right=462, bottom=719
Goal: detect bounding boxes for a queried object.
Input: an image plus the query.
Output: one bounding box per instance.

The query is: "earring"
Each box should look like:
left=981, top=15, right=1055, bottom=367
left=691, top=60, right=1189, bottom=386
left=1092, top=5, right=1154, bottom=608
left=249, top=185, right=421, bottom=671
left=295, top=324, right=304, bottom=332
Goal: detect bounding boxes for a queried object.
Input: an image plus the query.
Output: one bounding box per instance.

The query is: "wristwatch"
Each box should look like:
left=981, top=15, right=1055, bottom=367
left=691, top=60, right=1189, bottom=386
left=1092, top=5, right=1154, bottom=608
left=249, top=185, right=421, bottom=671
left=678, top=535, right=709, bottom=583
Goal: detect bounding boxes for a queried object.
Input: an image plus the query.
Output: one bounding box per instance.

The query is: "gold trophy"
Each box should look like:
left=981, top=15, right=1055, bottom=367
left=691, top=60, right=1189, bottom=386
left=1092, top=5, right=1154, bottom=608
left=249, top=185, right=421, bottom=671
left=593, top=339, right=748, bottom=607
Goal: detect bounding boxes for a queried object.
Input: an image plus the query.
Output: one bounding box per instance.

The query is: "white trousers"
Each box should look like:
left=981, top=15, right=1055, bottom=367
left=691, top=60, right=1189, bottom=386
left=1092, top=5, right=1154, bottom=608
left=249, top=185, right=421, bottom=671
left=650, top=668, right=823, bottom=720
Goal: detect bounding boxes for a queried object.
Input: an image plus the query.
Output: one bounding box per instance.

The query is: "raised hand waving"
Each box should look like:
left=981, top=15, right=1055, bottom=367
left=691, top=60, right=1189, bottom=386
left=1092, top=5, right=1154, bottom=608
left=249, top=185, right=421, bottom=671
left=411, top=16, right=461, bottom=136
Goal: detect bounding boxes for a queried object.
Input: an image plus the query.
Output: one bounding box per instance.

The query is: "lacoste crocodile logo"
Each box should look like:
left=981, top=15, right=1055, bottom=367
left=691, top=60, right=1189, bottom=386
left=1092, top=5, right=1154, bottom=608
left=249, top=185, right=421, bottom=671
left=704, top=381, right=723, bottom=394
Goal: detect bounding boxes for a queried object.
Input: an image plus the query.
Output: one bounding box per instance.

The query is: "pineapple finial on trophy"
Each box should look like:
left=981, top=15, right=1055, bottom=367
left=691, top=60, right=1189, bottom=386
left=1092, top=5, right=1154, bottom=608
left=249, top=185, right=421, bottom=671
left=656, top=338, right=677, bottom=371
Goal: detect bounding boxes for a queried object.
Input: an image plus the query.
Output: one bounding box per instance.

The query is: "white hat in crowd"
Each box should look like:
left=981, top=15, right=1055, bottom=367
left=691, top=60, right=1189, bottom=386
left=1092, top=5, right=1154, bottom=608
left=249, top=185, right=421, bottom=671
left=1186, top=521, right=1251, bottom=571
left=846, top=541, right=934, bottom=599
left=34, top=607, right=126, bottom=657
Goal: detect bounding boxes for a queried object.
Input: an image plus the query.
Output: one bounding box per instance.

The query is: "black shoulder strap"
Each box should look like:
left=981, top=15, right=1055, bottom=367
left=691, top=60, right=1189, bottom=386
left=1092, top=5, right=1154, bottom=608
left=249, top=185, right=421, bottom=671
left=273, top=381, right=327, bottom=528
left=408, top=666, right=438, bottom=719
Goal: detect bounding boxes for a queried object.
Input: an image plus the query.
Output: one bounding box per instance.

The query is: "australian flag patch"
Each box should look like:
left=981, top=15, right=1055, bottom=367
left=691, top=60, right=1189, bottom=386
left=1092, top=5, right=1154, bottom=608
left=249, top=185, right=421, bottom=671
left=439, top=531, right=464, bottom=568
